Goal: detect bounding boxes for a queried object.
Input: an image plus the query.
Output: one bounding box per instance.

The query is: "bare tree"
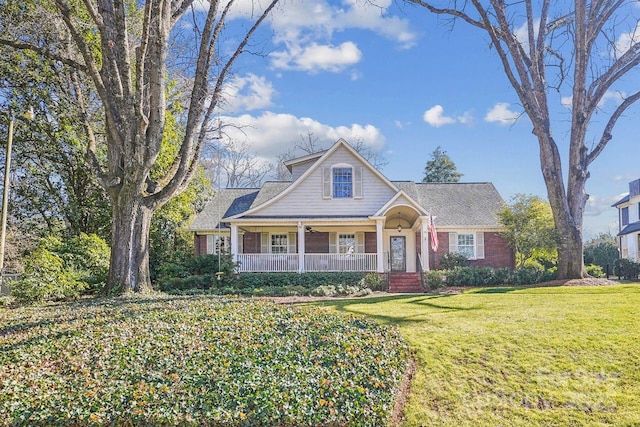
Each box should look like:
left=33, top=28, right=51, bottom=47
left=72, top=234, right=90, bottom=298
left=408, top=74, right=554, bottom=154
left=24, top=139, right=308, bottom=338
left=203, top=139, right=271, bottom=188
left=0, top=0, right=280, bottom=292
left=406, top=0, right=640, bottom=278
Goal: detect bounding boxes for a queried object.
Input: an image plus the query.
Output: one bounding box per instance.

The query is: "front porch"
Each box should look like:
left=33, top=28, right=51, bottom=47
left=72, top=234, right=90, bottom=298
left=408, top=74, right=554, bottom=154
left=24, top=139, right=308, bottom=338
left=224, top=204, right=431, bottom=273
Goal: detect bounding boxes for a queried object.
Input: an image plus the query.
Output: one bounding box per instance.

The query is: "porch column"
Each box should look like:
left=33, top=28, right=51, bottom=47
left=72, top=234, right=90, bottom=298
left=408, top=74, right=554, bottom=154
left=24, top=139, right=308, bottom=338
left=420, top=216, right=429, bottom=271
left=230, top=224, right=239, bottom=264
left=376, top=218, right=384, bottom=273
left=297, top=222, right=305, bottom=273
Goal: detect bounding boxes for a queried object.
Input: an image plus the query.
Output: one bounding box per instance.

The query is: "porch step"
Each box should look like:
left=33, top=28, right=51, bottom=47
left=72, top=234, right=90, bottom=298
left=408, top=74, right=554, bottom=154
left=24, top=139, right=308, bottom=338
left=389, top=273, right=424, bottom=293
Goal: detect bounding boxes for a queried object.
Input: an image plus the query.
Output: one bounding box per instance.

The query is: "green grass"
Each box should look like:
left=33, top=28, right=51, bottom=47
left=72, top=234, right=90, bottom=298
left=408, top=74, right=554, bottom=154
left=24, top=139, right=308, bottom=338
left=313, top=284, right=640, bottom=426
left=0, top=294, right=409, bottom=426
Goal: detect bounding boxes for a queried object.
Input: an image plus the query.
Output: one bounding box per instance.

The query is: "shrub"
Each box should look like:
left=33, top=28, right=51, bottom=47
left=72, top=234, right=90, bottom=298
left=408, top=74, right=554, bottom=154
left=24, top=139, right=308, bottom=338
left=424, top=270, right=446, bottom=290
left=61, top=233, right=110, bottom=293
left=585, top=264, right=604, bottom=278
left=11, top=244, right=86, bottom=304
left=10, top=234, right=109, bottom=304
left=359, top=273, right=386, bottom=291
left=614, top=258, right=640, bottom=280
left=439, top=252, right=468, bottom=269
left=156, top=253, right=237, bottom=291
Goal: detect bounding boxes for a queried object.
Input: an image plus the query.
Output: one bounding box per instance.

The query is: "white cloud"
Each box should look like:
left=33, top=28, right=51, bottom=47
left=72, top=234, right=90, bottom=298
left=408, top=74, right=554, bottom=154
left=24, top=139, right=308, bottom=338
left=513, top=19, right=540, bottom=53
left=267, top=0, right=416, bottom=74
left=270, top=42, right=362, bottom=73
left=423, top=105, right=456, bottom=127
left=269, top=0, right=417, bottom=48
left=485, top=103, right=520, bottom=125
left=614, top=21, right=640, bottom=57
left=221, top=73, right=276, bottom=114
left=218, top=111, right=385, bottom=162
left=561, top=90, right=626, bottom=110
left=422, top=105, right=474, bottom=127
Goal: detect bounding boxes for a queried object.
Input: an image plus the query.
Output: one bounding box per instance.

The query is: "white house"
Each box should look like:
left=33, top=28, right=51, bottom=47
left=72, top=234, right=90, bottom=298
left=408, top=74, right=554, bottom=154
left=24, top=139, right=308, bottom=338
left=613, top=178, right=640, bottom=261
left=190, top=139, right=514, bottom=290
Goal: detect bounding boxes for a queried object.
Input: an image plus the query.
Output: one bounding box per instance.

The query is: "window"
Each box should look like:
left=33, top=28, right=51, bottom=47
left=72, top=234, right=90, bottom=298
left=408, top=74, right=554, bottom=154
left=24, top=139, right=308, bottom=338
left=457, top=234, right=475, bottom=259
left=333, top=168, right=352, bottom=198
left=338, top=234, right=355, bottom=254
left=214, top=235, right=229, bottom=254
left=271, top=234, right=288, bottom=253
left=207, top=235, right=229, bottom=254
left=622, top=207, right=629, bottom=226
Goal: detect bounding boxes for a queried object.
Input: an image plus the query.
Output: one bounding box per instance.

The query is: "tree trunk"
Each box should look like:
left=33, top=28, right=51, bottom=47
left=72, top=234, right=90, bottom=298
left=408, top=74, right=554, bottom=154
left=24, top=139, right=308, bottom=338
left=556, top=219, right=585, bottom=279
left=105, top=188, right=153, bottom=294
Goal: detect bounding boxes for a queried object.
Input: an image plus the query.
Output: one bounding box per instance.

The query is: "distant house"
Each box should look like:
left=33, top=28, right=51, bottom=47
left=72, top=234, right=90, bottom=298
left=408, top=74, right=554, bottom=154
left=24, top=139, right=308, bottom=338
left=190, top=139, right=514, bottom=290
left=612, top=178, right=640, bottom=261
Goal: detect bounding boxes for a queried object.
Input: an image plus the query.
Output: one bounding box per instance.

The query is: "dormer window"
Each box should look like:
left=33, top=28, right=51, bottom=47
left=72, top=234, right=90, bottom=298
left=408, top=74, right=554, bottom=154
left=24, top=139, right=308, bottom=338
left=322, top=164, right=362, bottom=199
left=333, top=168, right=353, bottom=198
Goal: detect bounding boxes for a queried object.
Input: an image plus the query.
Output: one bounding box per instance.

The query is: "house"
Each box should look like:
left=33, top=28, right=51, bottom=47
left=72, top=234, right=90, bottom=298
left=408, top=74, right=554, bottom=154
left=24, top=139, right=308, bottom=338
left=612, top=178, right=640, bottom=261
left=190, top=139, right=514, bottom=290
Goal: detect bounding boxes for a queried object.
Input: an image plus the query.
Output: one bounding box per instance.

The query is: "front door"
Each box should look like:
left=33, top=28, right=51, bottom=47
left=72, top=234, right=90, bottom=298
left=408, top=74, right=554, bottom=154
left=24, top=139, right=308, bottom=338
left=390, top=236, right=406, bottom=271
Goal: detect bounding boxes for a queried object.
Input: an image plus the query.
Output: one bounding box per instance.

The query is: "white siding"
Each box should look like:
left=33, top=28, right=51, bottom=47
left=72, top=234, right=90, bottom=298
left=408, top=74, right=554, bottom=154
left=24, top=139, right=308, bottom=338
left=253, top=146, right=396, bottom=216
left=291, top=158, right=319, bottom=181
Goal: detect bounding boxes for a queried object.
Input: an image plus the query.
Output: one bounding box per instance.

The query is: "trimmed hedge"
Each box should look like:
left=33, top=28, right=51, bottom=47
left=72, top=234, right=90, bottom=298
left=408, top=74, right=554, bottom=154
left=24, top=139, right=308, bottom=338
left=425, top=266, right=557, bottom=289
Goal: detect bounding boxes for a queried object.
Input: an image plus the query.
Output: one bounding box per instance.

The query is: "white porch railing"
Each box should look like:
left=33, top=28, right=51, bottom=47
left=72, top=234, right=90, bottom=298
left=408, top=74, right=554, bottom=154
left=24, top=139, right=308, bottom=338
left=237, top=254, right=298, bottom=272
left=236, top=253, right=377, bottom=273
left=304, top=253, right=377, bottom=272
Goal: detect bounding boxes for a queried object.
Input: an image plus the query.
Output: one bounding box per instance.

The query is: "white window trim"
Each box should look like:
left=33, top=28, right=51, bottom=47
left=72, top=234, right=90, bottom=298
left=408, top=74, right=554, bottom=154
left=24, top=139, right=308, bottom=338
left=322, top=163, right=363, bottom=200
left=448, top=231, right=485, bottom=260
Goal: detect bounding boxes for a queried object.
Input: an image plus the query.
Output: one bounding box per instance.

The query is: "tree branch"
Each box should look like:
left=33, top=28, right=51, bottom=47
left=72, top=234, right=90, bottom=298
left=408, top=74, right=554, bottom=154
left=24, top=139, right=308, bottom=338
left=587, top=89, right=640, bottom=166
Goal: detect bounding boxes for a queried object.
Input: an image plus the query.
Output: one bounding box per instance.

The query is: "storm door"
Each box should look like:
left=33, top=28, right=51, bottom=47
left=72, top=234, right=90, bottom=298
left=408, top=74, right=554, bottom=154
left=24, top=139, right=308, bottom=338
left=390, top=236, right=406, bottom=272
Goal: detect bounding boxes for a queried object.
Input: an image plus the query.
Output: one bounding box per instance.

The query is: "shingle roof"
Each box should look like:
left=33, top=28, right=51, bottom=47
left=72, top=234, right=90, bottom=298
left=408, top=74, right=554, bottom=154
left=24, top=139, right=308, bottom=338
left=250, top=182, right=292, bottom=208
left=405, top=182, right=505, bottom=227
left=189, top=188, right=259, bottom=231
left=619, top=221, right=640, bottom=236
left=191, top=181, right=505, bottom=231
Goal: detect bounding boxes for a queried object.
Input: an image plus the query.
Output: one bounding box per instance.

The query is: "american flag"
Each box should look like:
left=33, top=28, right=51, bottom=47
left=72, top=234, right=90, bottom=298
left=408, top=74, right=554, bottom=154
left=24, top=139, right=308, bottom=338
left=429, top=214, right=439, bottom=252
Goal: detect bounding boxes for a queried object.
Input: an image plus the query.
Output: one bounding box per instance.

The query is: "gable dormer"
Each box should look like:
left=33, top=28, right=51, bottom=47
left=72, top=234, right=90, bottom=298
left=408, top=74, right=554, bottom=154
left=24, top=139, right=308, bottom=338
left=284, top=151, right=326, bottom=181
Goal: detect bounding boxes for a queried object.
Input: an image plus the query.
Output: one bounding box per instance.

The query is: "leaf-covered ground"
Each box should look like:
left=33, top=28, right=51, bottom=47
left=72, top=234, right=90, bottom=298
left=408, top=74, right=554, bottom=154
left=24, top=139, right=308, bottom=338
left=0, top=295, right=409, bottom=426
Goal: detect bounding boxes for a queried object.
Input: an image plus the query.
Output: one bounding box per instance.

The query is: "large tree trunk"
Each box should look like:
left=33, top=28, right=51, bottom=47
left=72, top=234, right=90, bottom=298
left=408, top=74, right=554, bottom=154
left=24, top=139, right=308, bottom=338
left=106, top=186, right=153, bottom=294
left=539, top=135, right=587, bottom=279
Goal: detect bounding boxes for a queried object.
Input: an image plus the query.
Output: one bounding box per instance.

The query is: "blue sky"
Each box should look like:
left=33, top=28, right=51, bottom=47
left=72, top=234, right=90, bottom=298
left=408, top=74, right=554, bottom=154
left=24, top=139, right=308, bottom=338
left=203, top=0, right=640, bottom=240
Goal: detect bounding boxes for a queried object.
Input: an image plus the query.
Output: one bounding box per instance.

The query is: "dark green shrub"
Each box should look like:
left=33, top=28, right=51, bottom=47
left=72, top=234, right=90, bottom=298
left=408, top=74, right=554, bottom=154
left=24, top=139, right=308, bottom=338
left=424, top=270, right=446, bottom=289
left=614, top=258, right=640, bottom=280
left=155, top=253, right=237, bottom=291
left=508, top=266, right=557, bottom=285
left=439, top=252, right=468, bottom=269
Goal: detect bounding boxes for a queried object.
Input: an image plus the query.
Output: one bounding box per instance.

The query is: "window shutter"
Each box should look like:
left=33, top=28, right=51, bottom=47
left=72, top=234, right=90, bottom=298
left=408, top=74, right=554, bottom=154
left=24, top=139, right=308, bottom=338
left=323, top=167, right=331, bottom=198
left=329, top=232, right=337, bottom=253
left=288, top=232, right=297, bottom=254
left=356, top=232, right=365, bottom=253
left=237, top=234, right=243, bottom=254
left=261, top=232, right=269, bottom=254
left=354, top=167, right=363, bottom=198
left=448, top=233, right=457, bottom=254
left=476, top=232, right=485, bottom=259
left=206, top=235, right=214, bottom=254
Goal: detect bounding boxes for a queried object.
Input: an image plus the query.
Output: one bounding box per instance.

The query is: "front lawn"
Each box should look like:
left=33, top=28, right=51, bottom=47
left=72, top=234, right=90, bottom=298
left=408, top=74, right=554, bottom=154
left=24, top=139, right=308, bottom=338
left=314, top=284, right=640, bottom=426
left=0, top=295, right=409, bottom=426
